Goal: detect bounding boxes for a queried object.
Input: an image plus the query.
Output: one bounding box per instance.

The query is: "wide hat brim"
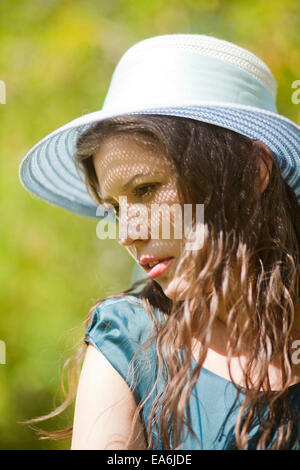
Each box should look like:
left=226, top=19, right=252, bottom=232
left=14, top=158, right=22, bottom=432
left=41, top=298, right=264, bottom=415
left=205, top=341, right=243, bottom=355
left=19, top=101, right=300, bottom=219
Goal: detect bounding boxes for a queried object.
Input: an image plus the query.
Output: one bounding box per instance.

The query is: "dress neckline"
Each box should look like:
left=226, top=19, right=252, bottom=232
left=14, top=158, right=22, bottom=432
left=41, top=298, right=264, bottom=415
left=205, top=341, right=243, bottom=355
left=133, top=295, right=300, bottom=394
left=191, top=355, right=300, bottom=394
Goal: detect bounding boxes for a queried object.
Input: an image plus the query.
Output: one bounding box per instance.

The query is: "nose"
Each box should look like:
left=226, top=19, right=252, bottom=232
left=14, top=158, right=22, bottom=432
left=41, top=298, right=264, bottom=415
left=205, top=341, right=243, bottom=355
left=118, top=225, right=150, bottom=246
left=117, top=203, right=150, bottom=246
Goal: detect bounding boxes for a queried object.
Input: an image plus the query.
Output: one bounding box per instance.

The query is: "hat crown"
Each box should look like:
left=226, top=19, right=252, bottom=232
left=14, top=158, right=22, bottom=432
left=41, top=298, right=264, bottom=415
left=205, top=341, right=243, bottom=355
left=102, top=33, right=277, bottom=113
left=121, top=34, right=277, bottom=100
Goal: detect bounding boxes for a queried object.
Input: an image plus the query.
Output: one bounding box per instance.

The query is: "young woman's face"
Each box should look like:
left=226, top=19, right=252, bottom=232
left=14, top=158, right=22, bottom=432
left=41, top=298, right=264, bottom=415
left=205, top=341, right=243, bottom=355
left=93, top=134, right=185, bottom=300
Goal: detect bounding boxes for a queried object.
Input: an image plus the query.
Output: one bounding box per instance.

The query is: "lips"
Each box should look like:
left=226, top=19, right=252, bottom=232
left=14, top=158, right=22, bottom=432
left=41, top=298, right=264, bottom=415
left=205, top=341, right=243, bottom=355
left=139, top=256, right=174, bottom=279
left=139, top=256, right=174, bottom=268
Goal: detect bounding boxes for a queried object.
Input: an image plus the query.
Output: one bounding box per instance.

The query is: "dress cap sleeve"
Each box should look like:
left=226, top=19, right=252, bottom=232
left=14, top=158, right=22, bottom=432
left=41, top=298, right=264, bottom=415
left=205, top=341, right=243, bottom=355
left=84, top=295, right=161, bottom=405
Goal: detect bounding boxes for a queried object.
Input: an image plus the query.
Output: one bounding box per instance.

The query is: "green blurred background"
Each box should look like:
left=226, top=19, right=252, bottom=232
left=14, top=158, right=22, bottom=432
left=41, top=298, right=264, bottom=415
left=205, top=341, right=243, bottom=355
left=1, top=0, right=299, bottom=450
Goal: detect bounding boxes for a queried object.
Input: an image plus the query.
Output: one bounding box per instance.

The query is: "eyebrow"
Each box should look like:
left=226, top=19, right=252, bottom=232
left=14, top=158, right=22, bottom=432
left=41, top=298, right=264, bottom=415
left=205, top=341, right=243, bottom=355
left=101, top=172, right=160, bottom=203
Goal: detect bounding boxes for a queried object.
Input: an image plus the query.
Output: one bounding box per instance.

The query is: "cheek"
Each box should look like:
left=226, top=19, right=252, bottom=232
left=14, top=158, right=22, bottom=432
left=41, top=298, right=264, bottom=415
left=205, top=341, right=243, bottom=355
left=156, top=184, right=180, bottom=204
left=152, top=185, right=182, bottom=237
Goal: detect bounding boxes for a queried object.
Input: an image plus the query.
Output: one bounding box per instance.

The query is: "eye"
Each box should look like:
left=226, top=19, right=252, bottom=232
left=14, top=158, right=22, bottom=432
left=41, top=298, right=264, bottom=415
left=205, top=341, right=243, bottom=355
left=132, top=183, right=160, bottom=199
left=112, top=204, right=120, bottom=218
left=102, top=202, right=120, bottom=219
left=102, top=183, right=160, bottom=220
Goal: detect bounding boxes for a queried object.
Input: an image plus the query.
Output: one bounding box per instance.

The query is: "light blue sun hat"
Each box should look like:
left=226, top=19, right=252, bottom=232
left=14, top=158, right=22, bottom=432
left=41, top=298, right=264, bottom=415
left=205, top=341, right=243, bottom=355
left=19, top=33, right=300, bottom=218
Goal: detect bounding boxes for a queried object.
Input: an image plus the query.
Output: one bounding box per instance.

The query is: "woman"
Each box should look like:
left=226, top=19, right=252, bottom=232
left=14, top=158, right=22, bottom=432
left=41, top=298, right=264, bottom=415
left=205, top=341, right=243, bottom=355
left=19, top=34, right=300, bottom=450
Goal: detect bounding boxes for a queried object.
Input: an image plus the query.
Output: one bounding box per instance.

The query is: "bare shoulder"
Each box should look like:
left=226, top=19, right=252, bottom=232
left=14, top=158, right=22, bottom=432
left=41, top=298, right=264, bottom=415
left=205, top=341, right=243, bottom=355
left=71, top=344, right=147, bottom=450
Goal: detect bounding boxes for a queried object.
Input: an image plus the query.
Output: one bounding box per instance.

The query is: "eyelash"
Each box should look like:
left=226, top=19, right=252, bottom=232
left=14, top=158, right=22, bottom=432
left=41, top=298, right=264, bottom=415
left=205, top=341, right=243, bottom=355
left=110, top=183, right=160, bottom=217
left=133, top=183, right=159, bottom=198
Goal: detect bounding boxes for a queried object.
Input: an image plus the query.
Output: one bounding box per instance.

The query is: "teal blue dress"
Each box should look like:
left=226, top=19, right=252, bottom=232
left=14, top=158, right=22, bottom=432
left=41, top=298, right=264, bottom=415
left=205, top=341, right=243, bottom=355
left=84, top=295, right=300, bottom=450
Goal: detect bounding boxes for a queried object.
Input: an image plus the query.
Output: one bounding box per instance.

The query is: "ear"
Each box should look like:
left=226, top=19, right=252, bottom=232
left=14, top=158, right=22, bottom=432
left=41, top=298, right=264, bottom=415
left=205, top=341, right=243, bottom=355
left=254, top=140, right=273, bottom=195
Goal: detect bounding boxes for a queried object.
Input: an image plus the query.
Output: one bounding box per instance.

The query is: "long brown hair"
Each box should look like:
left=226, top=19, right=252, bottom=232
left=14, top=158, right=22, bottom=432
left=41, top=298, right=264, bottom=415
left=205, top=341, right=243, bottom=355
left=23, top=114, right=300, bottom=449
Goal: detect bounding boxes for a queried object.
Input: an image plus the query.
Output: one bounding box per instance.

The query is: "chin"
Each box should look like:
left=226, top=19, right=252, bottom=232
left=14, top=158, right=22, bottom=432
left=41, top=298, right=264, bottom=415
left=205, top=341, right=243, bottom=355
left=160, top=277, right=189, bottom=301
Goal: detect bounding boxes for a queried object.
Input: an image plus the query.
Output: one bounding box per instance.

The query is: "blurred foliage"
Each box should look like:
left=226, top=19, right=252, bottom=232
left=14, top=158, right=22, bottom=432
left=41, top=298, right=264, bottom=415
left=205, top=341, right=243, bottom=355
left=0, top=0, right=299, bottom=450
